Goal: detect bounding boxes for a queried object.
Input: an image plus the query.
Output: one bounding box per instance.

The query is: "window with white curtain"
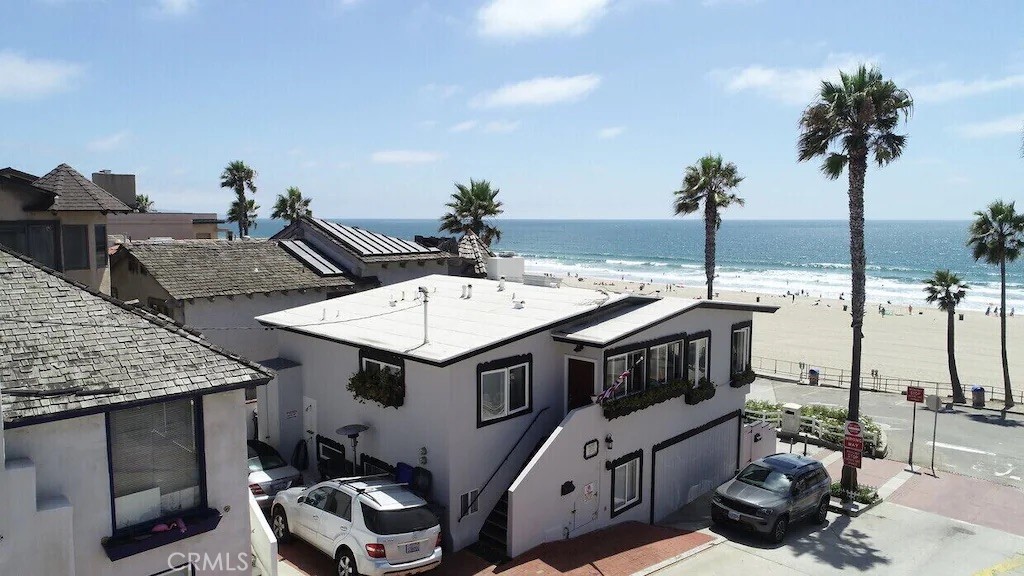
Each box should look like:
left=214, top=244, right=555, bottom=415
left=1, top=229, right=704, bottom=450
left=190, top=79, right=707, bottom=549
left=613, top=456, right=640, bottom=512
left=687, top=337, right=710, bottom=383
left=479, top=362, right=529, bottom=422
left=731, top=327, right=751, bottom=374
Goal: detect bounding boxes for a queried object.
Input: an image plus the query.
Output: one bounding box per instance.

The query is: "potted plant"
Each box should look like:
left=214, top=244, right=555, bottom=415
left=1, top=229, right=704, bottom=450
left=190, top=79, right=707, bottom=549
left=684, top=377, right=716, bottom=405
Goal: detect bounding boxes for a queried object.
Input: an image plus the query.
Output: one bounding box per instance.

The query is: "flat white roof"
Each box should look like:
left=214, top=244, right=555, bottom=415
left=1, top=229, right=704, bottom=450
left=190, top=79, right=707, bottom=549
left=554, top=298, right=701, bottom=345
left=257, top=275, right=630, bottom=365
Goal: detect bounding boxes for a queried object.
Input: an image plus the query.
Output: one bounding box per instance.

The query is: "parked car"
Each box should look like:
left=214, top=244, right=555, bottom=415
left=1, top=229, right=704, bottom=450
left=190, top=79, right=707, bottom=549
left=271, top=475, right=442, bottom=576
left=248, top=439, right=303, bottom=509
left=710, top=453, right=831, bottom=543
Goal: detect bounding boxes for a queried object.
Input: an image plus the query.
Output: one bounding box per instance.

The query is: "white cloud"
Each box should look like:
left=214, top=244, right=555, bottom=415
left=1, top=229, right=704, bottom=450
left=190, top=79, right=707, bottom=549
left=597, top=126, right=625, bottom=139
left=473, top=74, right=602, bottom=108
left=87, top=130, right=130, bottom=152
left=955, top=113, right=1024, bottom=138
left=370, top=150, right=444, bottom=164
left=712, top=53, right=875, bottom=105
left=422, top=83, right=462, bottom=99
left=0, top=51, right=84, bottom=99
left=154, top=0, right=196, bottom=16
left=913, top=74, right=1024, bottom=103
left=449, top=120, right=478, bottom=133
left=478, top=0, right=610, bottom=39
left=482, top=120, right=520, bottom=133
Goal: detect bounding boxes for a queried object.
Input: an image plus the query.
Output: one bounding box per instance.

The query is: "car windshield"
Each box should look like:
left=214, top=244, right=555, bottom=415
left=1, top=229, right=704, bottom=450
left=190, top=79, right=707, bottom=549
left=247, top=444, right=288, bottom=472
left=736, top=463, right=792, bottom=494
left=360, top=503, right=438, bottom=535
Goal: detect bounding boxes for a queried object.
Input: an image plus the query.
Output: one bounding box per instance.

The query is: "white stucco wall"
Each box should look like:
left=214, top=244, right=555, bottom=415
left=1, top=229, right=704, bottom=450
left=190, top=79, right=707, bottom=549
left=1, top=389, right=251, bottom=576
left=366, top=261, right=449, bottom=286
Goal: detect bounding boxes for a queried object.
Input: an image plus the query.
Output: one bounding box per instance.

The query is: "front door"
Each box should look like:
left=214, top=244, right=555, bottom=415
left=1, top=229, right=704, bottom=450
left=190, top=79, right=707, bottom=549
left=567, top=358, right=595, bottom=412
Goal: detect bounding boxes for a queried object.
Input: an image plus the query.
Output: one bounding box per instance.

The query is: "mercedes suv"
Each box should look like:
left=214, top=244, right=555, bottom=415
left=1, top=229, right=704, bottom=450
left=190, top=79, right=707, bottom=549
left=711, top=453, right=832, bottom=543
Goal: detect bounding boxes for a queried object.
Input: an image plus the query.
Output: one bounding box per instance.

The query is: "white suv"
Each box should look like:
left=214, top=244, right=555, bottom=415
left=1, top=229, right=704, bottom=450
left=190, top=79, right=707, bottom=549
left=271, top=476, right=442, bottom=576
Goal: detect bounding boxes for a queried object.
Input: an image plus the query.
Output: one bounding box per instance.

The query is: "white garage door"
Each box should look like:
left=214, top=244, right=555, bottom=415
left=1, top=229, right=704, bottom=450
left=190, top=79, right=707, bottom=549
left=652, top=414, right=739, bottom=523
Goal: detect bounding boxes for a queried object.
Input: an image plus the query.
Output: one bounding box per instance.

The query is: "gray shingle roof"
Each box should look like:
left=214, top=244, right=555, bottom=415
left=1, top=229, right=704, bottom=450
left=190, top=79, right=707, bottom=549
left=32, top=163, right=132, bottom=212
left=458, top=231, right=494, bottom=277
left=118, top=239, right=366, bottom=300
left=290, top=218, right=451, bottom=264
left=0, top=245, right=273, bottom=427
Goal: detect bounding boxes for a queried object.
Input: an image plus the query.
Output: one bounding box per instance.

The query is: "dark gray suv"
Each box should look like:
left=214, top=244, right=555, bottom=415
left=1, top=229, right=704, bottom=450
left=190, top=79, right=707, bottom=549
left=711, top=453, right=831, bottom=543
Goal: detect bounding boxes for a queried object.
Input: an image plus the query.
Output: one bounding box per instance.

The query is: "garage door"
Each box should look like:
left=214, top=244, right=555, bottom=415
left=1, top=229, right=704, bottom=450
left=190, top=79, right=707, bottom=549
left=651, top=412, right=739, bottom=523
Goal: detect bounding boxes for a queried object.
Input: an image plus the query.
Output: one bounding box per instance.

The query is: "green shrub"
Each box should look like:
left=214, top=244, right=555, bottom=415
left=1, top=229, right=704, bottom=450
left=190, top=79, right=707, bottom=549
left=603, top=379, right=688, bottom=420
left=744, top=399, right=782, bottom=414
left=346, top=369, right=404, bottom=408
left=830, top=481, right=879, bottom=504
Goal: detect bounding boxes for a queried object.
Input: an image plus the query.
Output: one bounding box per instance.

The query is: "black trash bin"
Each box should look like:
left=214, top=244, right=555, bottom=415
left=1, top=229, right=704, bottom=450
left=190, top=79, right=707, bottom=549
left=808, top=369, right=819, bottom=386
left=971, top=385, right=985, bottom=408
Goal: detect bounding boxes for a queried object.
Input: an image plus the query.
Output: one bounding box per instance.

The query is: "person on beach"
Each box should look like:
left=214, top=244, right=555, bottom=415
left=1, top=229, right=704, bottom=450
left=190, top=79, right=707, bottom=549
left=986, top=305, right=991, bottom=316
left=909, top=304, right=913, bottom=315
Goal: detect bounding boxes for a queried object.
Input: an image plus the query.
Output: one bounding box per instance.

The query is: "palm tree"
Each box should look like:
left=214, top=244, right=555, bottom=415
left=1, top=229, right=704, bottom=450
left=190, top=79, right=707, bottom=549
left=219, top=161, right=258, bottom=236
left=923, top=270, right=969, bottom=403
left=797, top=65, right=912, bottom=499
left=135, top=194, right=153, bottom=213
left=968, top=201, right=1024, bottom=408
left=672, top=155, right=745, bottom=300
left=272, top=186, right=312, bottom=223
left=227, top=198, right=260, bottom=236
left=439, top=179, right=504, bottom=245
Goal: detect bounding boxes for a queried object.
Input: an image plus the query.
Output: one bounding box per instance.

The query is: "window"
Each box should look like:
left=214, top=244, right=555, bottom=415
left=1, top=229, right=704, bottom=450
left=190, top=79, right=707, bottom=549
left=687, top=336, right=710, bottom=383
left=61, top=224, right=90, bottom=270
left=95, top=224, right=108, bottom=267
left=604, top=350, right=644, bottom=398
left=460, top=490, right=479, bottom=517
left=326, top=489, right=352, bottom=521
left=610, top=451, right=642, bottom=517
left=304, top=487, right=331, bottom=509
left=360, top=504, right=438, bottom=535
left=731, top=325, right=751, bottom=374
left=0, top=222, right=59, bottom=269
left=478, top=356, right=531, bottom=425
left=363, top=358, right=401, bottom=375
left=109, top=398, right=202, bottom=530
left=647, top=340, right=683, bottom=386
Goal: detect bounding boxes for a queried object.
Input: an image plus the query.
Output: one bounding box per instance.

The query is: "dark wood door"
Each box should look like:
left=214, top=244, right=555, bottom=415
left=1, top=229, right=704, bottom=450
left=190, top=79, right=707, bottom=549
left=567, top=358, right=595, bottom=411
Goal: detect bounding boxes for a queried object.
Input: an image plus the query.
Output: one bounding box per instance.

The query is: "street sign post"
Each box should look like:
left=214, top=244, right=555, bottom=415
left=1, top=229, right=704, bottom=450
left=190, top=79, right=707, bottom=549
left=843, top=447, right=862, bottom=469
left=907, top=386, right=925, bottom=472
left=843, top=419, right=863, bottom=468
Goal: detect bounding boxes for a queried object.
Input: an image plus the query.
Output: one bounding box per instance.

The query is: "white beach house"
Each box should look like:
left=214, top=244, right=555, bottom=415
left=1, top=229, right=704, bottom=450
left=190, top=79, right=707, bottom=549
left=256, top=274, right=776, bottom=556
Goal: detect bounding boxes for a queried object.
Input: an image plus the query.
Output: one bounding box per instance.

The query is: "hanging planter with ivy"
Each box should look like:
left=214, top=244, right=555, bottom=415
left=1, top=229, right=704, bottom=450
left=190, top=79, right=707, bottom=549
left=684, top=377, right=716, bottom=405
left=602, top=379, right=689, bottom=420
left=347, top=369, right=405, bottom=409
left=730, top=365, right=756, bottom=388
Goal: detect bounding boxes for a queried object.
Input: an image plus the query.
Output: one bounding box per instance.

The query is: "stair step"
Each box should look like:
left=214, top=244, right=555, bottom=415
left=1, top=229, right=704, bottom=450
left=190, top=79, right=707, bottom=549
left=480, top=521, right=507, bottom=543
left=490, top=506, right=507, bottom=522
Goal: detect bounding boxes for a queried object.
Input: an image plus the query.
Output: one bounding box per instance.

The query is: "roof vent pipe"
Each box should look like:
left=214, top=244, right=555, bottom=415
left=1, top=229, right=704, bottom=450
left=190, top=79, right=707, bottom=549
left=418, top=287, right=430, bottom=344
left=461, top=285, right=468, bottom=299
left=498, top=276, right=506, bottom=292
left=466, top=284, right=473, bottom=299
left=513, top=299, right=525, bottom=310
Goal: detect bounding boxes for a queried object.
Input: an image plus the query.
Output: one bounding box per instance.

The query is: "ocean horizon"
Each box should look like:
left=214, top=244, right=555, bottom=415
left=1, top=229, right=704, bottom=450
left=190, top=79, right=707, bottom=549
left=247, top=218, right=1022, bottom=313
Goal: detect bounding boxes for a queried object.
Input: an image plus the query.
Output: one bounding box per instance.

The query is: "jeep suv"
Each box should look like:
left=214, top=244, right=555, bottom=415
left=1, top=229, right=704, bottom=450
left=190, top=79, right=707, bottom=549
left=711, top=453, right=831, bottom=543
left=271, top=475, right=442, bottom=576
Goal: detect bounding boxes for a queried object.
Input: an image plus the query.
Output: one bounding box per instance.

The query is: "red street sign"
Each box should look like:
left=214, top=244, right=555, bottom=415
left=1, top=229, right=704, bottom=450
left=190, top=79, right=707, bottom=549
left=844, top=435, right=864, bottom=452
left=843, top=447, right=863, bottom=469
left=907, top=386, right=925, bottom=403
left=845, top=420, right=862, bottom=437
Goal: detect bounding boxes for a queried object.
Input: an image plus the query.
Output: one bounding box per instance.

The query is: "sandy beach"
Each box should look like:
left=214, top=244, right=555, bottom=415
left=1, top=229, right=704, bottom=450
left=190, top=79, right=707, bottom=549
left=557, top=273, right=1023, bottom=401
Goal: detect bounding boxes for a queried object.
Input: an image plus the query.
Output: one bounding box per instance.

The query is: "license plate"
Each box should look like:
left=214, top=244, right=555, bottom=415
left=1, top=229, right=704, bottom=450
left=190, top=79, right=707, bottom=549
left=405, top=542, right=420, bottom=553
left=728, top=510, right=740, bottom=521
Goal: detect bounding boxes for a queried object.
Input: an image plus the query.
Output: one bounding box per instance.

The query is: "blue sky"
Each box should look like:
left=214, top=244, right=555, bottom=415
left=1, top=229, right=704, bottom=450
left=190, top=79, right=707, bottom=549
left=3, top=0, right=1023, bottom=220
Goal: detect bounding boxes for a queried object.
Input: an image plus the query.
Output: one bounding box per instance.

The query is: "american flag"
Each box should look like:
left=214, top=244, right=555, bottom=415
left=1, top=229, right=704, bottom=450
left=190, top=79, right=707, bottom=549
left=597, top=356, right=645, bottom=403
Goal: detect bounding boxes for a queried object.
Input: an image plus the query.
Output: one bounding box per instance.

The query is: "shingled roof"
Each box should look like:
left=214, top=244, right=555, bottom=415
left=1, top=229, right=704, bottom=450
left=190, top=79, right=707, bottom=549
left=275, top=217, right=450, bottom=264
left=32, top=163, right=132, bottom=212
left=458, top=231, right=494, bottom=277
left=0, top=244, right=273, bottom=427
left=116, top=239, right=368, bottom=300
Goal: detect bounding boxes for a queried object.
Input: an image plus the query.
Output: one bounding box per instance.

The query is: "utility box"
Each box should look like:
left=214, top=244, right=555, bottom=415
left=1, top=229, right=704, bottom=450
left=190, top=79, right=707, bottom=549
left=781, top=403, right=802, bottom=435
left=925, top=394, right=942, bottom=412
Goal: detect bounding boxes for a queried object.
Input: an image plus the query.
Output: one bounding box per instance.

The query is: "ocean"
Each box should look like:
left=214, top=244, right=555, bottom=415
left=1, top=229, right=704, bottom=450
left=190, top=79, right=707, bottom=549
left=250, top=219, right=1023, bottom=312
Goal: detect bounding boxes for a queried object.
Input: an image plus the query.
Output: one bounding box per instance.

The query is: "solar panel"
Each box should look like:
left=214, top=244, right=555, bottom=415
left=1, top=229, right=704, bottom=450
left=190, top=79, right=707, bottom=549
left=313, top=219, right=440, bottom=257
left=280, top=239, right=347, bottom=276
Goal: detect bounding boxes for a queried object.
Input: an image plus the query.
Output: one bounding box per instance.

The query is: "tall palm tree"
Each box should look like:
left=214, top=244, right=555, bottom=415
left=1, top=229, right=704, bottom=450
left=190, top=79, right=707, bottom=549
left=923, top=270, right=969, bottom=403
left=439, top=179, right=504, bottom=245
left=672, top=154, right=745, bottom=300
left=968, top=200, right=1024, bottom=408
left=272, top=186, right=312, bottom=223
left=227, top=198, right=260, bottom=237
left=134, top=194, right=153, bottom=213
left=797, top=65, right=912, bottom=499
left=220, top=161, right=258, bottom=236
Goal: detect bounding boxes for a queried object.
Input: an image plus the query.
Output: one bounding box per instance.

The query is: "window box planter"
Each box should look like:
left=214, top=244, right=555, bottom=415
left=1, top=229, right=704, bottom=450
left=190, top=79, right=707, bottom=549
left=602, top=379, right=688, bottom=420
left=101, top=507, right=222, bottom=561
left=347, top=368, right=405, bottom=408
left=684, top=378, right=716, bottom=405
left=730, top=366, right=756, bottom=388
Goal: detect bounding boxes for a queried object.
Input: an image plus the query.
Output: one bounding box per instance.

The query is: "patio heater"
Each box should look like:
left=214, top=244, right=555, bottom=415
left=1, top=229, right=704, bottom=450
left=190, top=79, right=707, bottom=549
left=336, top=424, right=369, bottom=475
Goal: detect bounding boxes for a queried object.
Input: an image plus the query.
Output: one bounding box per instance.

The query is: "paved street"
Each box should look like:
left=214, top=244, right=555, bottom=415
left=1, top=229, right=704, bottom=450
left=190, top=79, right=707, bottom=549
left=657, top=503, right=1024, bottom=576
left=753, top=379, right=1024, bottom=490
